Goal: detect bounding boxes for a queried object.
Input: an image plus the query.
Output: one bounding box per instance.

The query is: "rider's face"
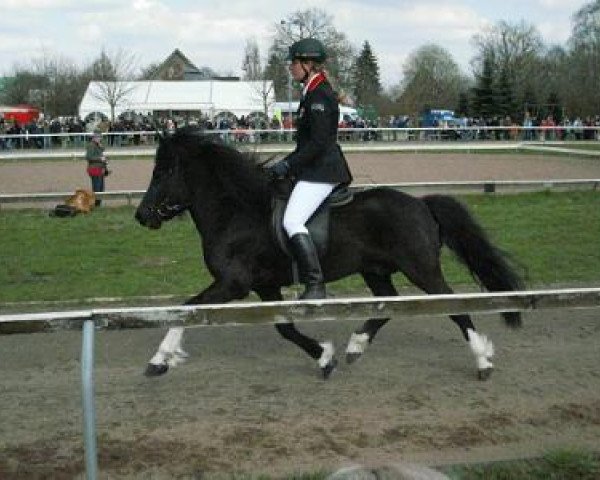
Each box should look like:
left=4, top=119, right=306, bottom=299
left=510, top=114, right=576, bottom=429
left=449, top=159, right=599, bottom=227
left=289, top=60, right=311, bottom=83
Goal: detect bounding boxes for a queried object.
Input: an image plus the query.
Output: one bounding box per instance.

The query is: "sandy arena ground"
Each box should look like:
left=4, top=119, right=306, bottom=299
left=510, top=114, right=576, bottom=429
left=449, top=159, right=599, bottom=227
left=0, top=151, right=599, bottom=479
left=2, top=151, right=600, bottom=194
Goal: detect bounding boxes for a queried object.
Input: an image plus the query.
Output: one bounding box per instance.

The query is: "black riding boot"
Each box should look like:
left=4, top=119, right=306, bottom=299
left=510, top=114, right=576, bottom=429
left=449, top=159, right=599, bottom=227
left=289, top=233, right=326, bottom=299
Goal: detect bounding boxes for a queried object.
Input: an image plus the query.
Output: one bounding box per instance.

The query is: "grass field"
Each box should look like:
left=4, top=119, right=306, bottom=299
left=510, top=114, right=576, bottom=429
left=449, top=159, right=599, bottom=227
left=1, top=190, right=599, bottom=310
left=441, top=448, right=600, bottom=479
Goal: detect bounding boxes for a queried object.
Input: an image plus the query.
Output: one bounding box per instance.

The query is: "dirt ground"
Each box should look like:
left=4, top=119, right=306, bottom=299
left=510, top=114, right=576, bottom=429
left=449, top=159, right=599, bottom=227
left=0, top=310, right=599, bottom=479
left=0, top=151, right=600, bottom=479
left=2, top=151, right=600, bottom=194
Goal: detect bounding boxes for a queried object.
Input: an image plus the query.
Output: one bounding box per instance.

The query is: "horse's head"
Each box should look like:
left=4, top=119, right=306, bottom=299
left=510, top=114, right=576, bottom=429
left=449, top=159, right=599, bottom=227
left=135, top=132, right=191, bottom=229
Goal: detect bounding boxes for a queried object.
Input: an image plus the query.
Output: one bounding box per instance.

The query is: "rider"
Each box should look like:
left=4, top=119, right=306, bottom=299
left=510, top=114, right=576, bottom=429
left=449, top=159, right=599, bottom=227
left=268, top=38, right=353, bottom=299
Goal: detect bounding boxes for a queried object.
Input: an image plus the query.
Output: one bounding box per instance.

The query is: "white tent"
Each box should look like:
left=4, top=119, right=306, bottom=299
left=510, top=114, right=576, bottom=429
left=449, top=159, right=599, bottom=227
left=78, top=80, right=275, bottom=120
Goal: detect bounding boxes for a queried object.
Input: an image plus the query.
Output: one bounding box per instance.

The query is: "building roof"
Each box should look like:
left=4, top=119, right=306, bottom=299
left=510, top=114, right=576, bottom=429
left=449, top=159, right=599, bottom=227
left=78, top=80, right=275, bottom=120
left=153, top=48, right=203, bottom=81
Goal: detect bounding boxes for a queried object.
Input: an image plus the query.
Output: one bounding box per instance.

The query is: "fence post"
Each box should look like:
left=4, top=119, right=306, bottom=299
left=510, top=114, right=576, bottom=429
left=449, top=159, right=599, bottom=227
left=81, top=319, right=98, bottom=480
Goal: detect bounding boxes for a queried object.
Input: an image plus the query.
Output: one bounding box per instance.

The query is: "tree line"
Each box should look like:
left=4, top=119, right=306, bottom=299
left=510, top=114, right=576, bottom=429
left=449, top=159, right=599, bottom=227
left=1, top=2, right=599, bottom=123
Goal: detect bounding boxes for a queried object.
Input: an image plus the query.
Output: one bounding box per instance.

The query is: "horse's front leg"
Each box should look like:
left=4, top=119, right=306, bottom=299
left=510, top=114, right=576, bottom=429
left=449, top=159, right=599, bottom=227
left=145, top=280, right=249, bottom=377
left=255, top=287, right=337, bottom=379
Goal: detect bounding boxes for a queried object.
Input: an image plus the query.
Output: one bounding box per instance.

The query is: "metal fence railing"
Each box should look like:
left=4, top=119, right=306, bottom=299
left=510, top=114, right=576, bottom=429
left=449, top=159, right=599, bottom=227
left=1, top=180, right=599, bottom=209
left=1, top=126, right=599, bottom=153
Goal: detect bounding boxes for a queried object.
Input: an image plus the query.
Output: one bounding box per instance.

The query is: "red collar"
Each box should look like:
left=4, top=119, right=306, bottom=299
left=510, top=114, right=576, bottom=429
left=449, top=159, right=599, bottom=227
left=305, top=72, right=326, bottom=93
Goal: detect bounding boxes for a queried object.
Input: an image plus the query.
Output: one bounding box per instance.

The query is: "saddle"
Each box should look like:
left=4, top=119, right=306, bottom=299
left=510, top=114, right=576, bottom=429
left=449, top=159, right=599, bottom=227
left=271, top=179, right=353, bottom=258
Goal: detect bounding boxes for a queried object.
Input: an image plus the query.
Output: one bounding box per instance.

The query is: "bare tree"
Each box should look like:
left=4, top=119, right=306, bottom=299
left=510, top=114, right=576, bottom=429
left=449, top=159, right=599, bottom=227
left=241, top=38, right=275, bottom=119
left=566, top=0, right=600, bottom=115
left=397, top=44, right=466, bottom=116
left=2, top=52, right=88, bottom=117
left=84, top=48, right=139, bottom=122
left=269, top=9, right=355, bottom=100
left=241, top=38, right=262, bottom=81
left=471, top=21, right=544, bottom=115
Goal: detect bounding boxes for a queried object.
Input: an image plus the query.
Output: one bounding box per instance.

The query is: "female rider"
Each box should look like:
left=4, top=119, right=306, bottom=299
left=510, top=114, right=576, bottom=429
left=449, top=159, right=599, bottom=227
left=269, top=38, right=353, bottom=299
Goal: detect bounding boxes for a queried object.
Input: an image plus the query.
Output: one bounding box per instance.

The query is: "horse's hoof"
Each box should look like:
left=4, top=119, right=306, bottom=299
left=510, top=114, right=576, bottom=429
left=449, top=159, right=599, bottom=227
left=321, top=358, right=338, bottom=380
left=145, top=363, right=169, bottom=377
left=477, top=367, right=493, bottom=381
left=346, top=352, right=362, bottom=364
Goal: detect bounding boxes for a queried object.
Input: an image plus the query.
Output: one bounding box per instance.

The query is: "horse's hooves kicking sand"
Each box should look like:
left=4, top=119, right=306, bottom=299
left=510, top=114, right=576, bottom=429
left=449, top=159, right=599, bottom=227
left=145, top=363, right=169, bottom=377
left=319, top=342, right=337, bottom=379
left=321, top=358, right=338, bottom=379
left=345, top=332, right=370, bottom=364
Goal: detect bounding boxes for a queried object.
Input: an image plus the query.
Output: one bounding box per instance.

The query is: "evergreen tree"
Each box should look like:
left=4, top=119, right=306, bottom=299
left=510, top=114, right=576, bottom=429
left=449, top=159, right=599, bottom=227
left=546, top=91, right=563, bottom=123
left=456, top=91, right=470, bottom=117
left=495, top=65, right=516, bottom=117
left=264, top=52, right=289, bottom=102
left=471, top=54, right=496, bottom=119
left=351, top=41, right=382, bottom=107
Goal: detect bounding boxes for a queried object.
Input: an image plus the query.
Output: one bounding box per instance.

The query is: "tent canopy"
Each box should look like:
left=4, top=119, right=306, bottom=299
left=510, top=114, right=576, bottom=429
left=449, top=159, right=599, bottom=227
left=79, top=80, right=275, bottom=120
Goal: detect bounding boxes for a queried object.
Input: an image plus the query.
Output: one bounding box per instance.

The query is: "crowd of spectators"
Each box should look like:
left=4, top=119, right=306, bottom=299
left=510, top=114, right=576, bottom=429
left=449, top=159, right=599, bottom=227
left=1, top=110, right=599, bottom=151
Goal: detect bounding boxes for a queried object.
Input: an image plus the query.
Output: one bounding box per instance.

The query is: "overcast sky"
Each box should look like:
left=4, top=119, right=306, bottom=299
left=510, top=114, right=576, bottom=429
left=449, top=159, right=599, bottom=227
left=0, top=0, right=591, bottom=87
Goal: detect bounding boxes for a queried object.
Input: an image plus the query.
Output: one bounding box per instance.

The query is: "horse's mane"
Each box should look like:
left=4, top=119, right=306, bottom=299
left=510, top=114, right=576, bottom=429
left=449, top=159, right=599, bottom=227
left=166, top=126, right=272, bottom=213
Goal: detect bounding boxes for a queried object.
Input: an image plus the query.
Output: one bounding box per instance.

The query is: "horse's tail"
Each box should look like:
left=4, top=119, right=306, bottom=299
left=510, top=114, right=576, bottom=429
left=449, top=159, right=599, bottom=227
left=423, top=194, right=525, bottom=328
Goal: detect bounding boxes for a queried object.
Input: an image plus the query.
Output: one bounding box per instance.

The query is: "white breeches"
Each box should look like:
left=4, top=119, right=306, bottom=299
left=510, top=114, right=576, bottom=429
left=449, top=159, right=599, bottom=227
left=283, top=180, right=337, bottom=237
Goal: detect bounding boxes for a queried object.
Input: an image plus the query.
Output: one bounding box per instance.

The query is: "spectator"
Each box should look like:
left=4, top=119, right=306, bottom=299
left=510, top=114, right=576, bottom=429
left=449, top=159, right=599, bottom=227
left=85, top=130, right=109, bottom=206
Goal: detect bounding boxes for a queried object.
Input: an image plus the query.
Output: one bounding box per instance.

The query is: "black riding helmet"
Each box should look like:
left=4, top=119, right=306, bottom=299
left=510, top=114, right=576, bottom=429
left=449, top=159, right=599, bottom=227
left=288, top=38, right=327, bottom=63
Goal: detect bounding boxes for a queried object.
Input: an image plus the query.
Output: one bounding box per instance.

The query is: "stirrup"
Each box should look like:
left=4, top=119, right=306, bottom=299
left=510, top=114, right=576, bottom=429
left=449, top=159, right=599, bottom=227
left=299, top=284, right=326, bottom=300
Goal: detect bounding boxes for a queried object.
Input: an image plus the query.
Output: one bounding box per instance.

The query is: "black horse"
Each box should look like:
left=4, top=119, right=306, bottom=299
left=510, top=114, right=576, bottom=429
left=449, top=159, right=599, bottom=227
left=135, top=127, right=524, bottom=379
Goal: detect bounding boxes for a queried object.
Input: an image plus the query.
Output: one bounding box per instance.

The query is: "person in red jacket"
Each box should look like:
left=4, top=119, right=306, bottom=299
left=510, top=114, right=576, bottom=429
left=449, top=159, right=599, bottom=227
left=85, top=130, right=109, bottom=206
left=268, top=38, right=353, bottom=299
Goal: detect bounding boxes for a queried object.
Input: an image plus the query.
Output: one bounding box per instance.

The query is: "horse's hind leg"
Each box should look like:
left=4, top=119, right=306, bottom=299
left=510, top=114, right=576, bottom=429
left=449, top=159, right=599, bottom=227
left=258, top=285, right=337, bottom=379
left=345, top=273, right=395, bottom=363
left=403, top=264, right=495, bottom=380
left=275, top=323, right=337, bottom=379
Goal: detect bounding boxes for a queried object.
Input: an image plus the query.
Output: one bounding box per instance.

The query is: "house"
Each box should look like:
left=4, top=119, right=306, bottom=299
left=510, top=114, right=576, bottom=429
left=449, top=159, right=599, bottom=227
left=151, top=48, right=208, bottom=81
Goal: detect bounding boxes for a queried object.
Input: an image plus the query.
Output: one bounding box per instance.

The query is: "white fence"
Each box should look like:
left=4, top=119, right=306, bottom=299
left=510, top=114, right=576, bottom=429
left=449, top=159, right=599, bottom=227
left=1, top=179, right=599, bottom=209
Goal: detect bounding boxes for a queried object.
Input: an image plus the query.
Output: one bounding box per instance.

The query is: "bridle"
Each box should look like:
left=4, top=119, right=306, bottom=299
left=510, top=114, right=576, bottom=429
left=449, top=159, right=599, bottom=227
left=153, top=201, right=189, bottom=220
left=145, top=162, right=191, bottom=220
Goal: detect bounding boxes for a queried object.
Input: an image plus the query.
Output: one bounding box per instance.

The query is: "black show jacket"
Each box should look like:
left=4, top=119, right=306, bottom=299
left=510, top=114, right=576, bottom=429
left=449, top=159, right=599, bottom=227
left=284, top=76, right=353, bottom=185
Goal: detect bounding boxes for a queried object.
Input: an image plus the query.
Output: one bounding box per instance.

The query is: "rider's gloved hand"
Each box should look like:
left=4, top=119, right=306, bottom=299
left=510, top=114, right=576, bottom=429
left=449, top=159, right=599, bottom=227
left=268, top=160, right=290, bottom=179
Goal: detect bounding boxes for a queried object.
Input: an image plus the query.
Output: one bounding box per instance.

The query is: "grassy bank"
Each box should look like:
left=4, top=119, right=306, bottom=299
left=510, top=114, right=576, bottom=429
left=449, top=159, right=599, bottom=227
left=441, top=449, right=600, bottom=479
left=1, top=190, right=599, bottom=309
left=189, top=448, right=600, bottom=479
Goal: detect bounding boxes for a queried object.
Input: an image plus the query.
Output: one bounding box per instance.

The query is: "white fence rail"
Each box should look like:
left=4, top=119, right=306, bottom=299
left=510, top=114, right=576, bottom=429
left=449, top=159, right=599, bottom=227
left=2, top=287, right=600, bottom=334
left=1, top=179, right=599, bottom=209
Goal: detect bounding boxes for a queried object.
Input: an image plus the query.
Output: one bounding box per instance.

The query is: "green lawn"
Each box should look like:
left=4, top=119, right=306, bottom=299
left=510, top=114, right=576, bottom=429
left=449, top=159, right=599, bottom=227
left=1, top=190, right=599, bottom=309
